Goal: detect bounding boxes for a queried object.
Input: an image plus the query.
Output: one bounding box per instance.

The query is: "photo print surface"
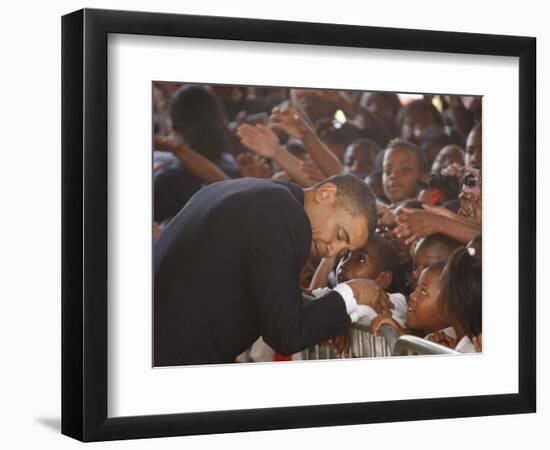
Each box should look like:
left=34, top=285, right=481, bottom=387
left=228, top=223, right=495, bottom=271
left=152, top=83, right=482, bottom=367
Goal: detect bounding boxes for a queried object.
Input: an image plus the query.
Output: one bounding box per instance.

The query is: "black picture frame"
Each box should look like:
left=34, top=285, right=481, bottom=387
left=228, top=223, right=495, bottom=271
left=61, top=8, right=536, bottom=442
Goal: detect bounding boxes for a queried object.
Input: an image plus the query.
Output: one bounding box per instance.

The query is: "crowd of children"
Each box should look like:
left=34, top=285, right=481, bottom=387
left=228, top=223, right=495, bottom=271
left=153, top=83, right=483, bottom=357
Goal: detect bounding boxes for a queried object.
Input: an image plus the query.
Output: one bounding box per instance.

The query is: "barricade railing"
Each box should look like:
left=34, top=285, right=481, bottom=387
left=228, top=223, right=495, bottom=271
left=393, top=335, right=460, bottom=356
left=301, top=318, right=458, bottom=360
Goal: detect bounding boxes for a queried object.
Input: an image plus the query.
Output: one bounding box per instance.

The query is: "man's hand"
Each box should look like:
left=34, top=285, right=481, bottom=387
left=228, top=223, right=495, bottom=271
left=345, top=278, right=393, bottom=315
left=237, top=123, right=281, bottom=159
left=269, top=107, right=312, bottom=139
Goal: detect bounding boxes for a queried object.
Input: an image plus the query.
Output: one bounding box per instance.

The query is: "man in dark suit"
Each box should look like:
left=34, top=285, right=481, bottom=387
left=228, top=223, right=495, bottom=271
left=154, top=174, right=382, bottom=366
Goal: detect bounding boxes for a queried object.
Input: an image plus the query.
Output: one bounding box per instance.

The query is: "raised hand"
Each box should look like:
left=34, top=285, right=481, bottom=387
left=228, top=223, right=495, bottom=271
left=394, top=208, right=442, bottom=245
left=237, top=123, right=281, bottom=159
left=269, top=107, right=311, bottom=139
left=370, top=312, right=406, bottom=337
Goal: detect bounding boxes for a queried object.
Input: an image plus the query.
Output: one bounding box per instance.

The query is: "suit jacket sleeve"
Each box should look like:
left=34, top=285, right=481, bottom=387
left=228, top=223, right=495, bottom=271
left=246, top=207, right=351, bottom=356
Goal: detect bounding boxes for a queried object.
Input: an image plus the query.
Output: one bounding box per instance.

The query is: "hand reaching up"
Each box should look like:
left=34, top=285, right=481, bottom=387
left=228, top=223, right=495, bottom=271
left=269, top=107, right=312, bottom=139
left=237, top=123, right=281, bottom=159
left=394, top=208, right=442, bottom=245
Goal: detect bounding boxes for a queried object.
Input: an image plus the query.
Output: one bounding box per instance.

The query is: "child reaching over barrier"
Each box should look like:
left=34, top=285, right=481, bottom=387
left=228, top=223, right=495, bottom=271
left=309, top=234, right=408, bottom=355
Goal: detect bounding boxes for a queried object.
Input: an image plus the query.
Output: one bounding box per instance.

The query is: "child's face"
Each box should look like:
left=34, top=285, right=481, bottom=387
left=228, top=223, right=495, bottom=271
left=465, top=127, right=482, bottom=169
left=431, top=145, right=465, bottom=174
left=344, top=144, right=376, bottom=178
left=412, top=241, right=450, bottom=289
left=406, top=267, right=447, bottom=332
left=383, top=147, right=421, bottom=204
left=335, top=246, right=379, bottom=283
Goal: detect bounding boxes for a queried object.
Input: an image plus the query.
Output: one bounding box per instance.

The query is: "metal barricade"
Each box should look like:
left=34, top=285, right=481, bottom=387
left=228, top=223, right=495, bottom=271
left=301, top=320, right=399, bottom=360
left=301, top=320, right=459, bottom=360
left=393, top=335, right=460, bottom=356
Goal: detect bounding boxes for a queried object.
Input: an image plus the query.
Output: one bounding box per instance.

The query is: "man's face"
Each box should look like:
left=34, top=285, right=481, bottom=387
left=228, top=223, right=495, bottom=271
left=307, top=184, right=369, bottom=259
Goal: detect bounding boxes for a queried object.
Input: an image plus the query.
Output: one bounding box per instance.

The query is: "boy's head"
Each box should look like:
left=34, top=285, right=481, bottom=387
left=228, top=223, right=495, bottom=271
left=411, top=233, right=462, bottom=288
left=382, top=139, right=429, bottom=204
left=406, top=261, right=448, bottom=333
left=465, top=124, right=482, bottom=169
left=431, top=144, right=465, bottom=175
left=335, top=234, right=399, bottom=290
left=343, top=138, right=381, bottom=178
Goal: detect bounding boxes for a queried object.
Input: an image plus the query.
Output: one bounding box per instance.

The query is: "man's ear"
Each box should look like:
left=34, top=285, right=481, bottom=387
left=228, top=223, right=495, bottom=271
left=315, top=182, right=338, bottom=204
left=376, top=271, right=393, bottom=290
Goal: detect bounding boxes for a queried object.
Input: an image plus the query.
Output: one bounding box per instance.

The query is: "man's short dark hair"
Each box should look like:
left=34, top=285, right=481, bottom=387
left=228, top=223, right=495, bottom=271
left=315, top=174, right=378, bottom=236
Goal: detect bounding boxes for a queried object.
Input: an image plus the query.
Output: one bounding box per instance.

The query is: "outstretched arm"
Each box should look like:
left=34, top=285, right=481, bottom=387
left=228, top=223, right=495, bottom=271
left=237, top=123, right=314, bottom=186
left=154, top=134, right=230, bottom=183
left=394, top=208, right=481, bottom=244
left=269, top=107, right=344, bottom=177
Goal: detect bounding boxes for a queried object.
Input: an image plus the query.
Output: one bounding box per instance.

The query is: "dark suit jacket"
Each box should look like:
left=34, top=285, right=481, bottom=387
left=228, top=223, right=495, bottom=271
left=154, top=178, right=351, bottom=366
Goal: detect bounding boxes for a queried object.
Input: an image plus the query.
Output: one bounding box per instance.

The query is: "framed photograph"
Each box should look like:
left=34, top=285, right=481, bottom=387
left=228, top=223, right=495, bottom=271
left=62, top=8, right=536, bottom=441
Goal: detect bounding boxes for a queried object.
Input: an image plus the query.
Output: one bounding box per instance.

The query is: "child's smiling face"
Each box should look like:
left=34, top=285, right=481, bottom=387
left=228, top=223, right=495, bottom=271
left=382, top=147, right=421, bottom=204
left=406, top=266, right=447, bottom=332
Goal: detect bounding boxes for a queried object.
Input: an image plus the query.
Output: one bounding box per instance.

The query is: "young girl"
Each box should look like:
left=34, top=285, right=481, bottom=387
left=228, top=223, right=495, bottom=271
left=370, top=261, right=449, bottom=338
left=435, top=246, right=482, bottom=353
